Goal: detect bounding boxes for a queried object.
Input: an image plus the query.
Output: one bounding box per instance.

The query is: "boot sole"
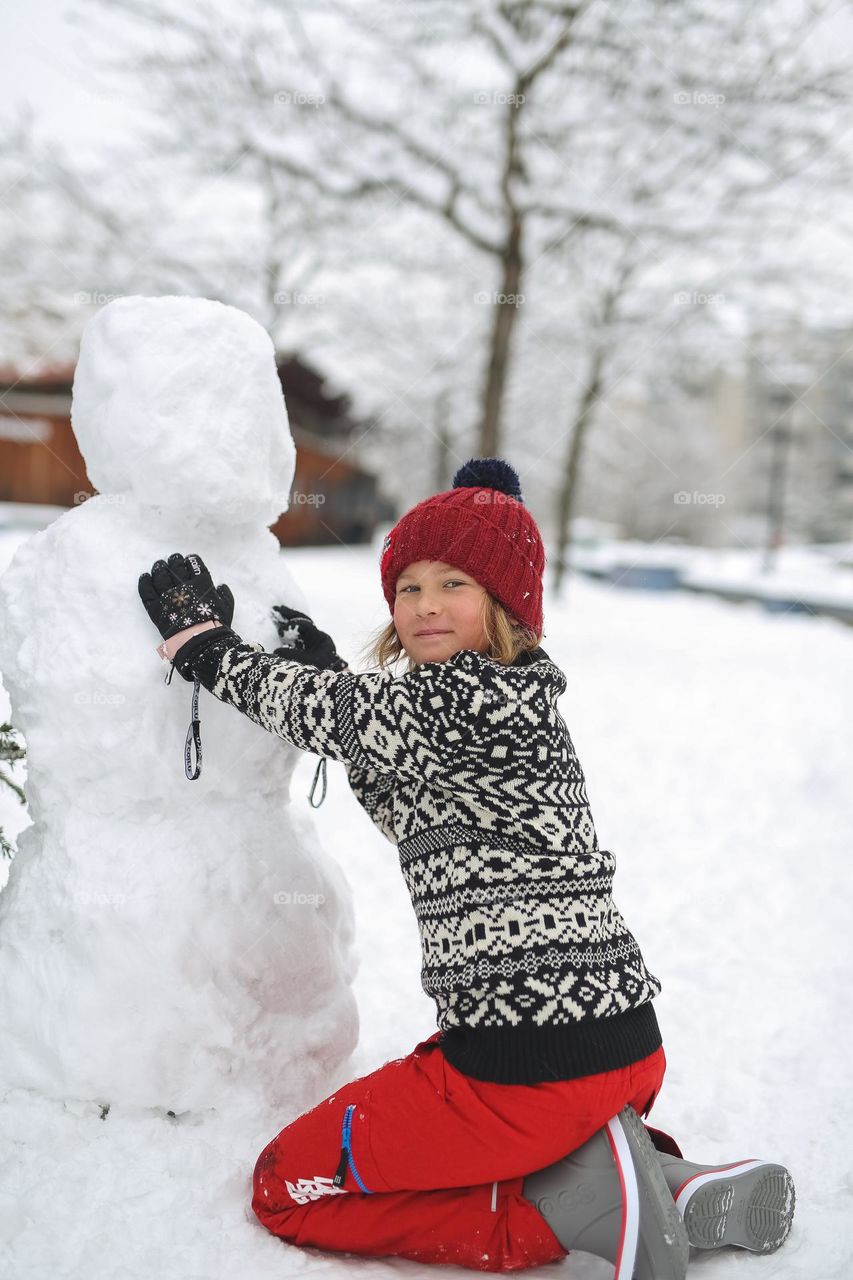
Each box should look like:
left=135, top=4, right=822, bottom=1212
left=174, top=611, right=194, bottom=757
left=610, top=1106, right=690, bottom=1280
left=673, top=1161, right=796, bottom=1252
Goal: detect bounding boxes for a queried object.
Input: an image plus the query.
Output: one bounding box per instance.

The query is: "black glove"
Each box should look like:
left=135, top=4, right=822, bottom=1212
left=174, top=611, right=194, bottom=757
left=271, top=604, right=349, bottom=672
left=138, top=552, right=234, bottom=640
left=137, top=553, right=236, bottom=784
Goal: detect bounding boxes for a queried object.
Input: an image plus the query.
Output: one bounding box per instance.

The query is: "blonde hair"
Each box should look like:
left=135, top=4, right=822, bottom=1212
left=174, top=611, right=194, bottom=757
left=356, top=592, right=542, bottom=674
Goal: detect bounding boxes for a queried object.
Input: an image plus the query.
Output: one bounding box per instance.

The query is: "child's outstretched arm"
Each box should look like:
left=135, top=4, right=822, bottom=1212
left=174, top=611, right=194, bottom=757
left=139, top=551, right=488, bottom=786
left=161, top=620, right=399, bottom=837
left=169, top=623, right=488, bottom=785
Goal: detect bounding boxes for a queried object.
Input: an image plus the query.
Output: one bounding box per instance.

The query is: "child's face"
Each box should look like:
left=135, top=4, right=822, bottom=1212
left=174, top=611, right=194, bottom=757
left=393, top=559, right=488, bottom=664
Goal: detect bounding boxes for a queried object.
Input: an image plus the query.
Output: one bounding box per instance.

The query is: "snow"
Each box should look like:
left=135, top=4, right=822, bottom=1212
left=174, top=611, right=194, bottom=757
left=1, top=519, right=852, bottom=1276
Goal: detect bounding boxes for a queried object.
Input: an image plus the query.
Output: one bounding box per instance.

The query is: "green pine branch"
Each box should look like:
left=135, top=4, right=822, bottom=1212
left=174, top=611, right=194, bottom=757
left=0, top=720, right=27, bottom=859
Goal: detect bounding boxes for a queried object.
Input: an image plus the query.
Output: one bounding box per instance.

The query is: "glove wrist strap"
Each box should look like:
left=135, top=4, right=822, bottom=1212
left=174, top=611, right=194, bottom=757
left=184, top=678, right=202, bottom=780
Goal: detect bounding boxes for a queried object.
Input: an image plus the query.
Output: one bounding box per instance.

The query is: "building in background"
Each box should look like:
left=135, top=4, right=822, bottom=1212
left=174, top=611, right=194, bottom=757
left=739, top=325, right=853, bottom=546
left=590, top=324, right=853, bottom=549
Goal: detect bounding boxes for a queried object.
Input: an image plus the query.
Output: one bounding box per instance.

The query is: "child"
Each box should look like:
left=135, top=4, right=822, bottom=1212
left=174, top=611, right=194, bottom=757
left=140, top=457, right=795, bottom=1276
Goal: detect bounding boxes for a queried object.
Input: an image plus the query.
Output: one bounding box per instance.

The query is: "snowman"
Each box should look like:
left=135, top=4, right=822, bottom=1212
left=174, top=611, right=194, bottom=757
left=0, top=295, right=358, bottom=1118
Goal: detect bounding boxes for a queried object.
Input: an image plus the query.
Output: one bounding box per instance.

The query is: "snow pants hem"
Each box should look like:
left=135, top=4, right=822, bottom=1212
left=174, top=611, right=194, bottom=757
left=251, top=1030, right=668, bottom=1273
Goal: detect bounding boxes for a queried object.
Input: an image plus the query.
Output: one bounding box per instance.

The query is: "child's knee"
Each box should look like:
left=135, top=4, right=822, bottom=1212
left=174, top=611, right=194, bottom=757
left=252, top=1134, right=297, bottom=1229
left=252, top=1126, right=347, bottom=1233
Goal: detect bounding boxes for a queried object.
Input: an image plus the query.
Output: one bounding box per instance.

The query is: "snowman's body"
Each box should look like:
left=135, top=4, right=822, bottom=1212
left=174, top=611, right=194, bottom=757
left=0, top=297, right=358, bottom=1116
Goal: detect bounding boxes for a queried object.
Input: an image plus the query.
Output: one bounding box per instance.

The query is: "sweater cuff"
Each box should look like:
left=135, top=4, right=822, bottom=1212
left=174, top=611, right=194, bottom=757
left=172, top=625, right=245, bottom=683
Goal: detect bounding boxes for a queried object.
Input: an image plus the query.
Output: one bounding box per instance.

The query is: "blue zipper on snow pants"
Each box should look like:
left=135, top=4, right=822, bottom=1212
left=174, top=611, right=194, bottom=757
left=332, top=1102, right=373, bottom=1193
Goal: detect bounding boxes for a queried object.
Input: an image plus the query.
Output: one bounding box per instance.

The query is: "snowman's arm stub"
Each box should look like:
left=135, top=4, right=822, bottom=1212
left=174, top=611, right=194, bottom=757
left=182, top=628, right=488, bottom=785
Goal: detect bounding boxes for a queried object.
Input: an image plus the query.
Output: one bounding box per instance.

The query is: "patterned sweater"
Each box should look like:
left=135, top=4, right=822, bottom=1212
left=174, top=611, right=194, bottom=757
left=180, top=629, right=663, bottom=1085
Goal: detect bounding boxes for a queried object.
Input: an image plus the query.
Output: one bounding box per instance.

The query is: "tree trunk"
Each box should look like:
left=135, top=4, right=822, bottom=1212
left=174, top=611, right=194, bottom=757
left=552, top=344, right=607, bottom=596
left=433, top=386, right=453, bottom=492
left=477, top=214, right=523, bottom=456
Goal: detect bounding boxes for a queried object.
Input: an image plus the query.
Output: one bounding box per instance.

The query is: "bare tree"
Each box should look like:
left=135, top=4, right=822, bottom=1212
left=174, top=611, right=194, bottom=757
left=145, top=0, right=849, bottom=452
left=4, top=0, right=852, bottom=578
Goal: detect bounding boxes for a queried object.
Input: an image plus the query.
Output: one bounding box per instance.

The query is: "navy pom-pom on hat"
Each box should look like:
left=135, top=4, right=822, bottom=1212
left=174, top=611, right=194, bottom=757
left=380, top=456, right=545, bottom=635
left=451, top=457, right=524, bottom=502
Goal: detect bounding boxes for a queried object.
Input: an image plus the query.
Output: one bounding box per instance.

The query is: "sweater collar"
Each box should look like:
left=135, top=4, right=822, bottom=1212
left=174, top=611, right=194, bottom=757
left=447, top=644, right=566, bottom=694
left=511, top=645, right=552, bottom=666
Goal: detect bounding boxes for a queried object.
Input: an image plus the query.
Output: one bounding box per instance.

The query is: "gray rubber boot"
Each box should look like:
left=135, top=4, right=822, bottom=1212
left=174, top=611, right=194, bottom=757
left=657, top=1154, right=796, bottom=1253
left=521, top=1105, right=689, bottom=1280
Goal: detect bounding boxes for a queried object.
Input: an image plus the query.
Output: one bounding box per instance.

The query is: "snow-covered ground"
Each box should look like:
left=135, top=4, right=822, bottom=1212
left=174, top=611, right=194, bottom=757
left=1, top=519, right=851, bottom=1279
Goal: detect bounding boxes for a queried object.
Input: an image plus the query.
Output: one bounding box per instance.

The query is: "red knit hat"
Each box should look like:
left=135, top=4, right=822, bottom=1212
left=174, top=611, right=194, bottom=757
left=379, top=458, right=545, bottom=635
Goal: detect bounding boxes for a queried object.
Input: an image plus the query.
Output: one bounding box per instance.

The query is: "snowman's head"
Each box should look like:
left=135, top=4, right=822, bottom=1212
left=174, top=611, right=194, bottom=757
left=71, top=295, right=295, bottom=523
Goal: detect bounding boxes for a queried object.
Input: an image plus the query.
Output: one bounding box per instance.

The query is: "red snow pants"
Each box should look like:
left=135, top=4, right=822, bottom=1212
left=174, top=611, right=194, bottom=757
left=251, top=1029, right=669, bottom=1272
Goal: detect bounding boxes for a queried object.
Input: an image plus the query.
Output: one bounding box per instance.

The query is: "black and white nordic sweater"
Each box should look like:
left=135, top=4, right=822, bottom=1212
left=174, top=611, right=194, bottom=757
left=180, top=629, right=663, bottom=1085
